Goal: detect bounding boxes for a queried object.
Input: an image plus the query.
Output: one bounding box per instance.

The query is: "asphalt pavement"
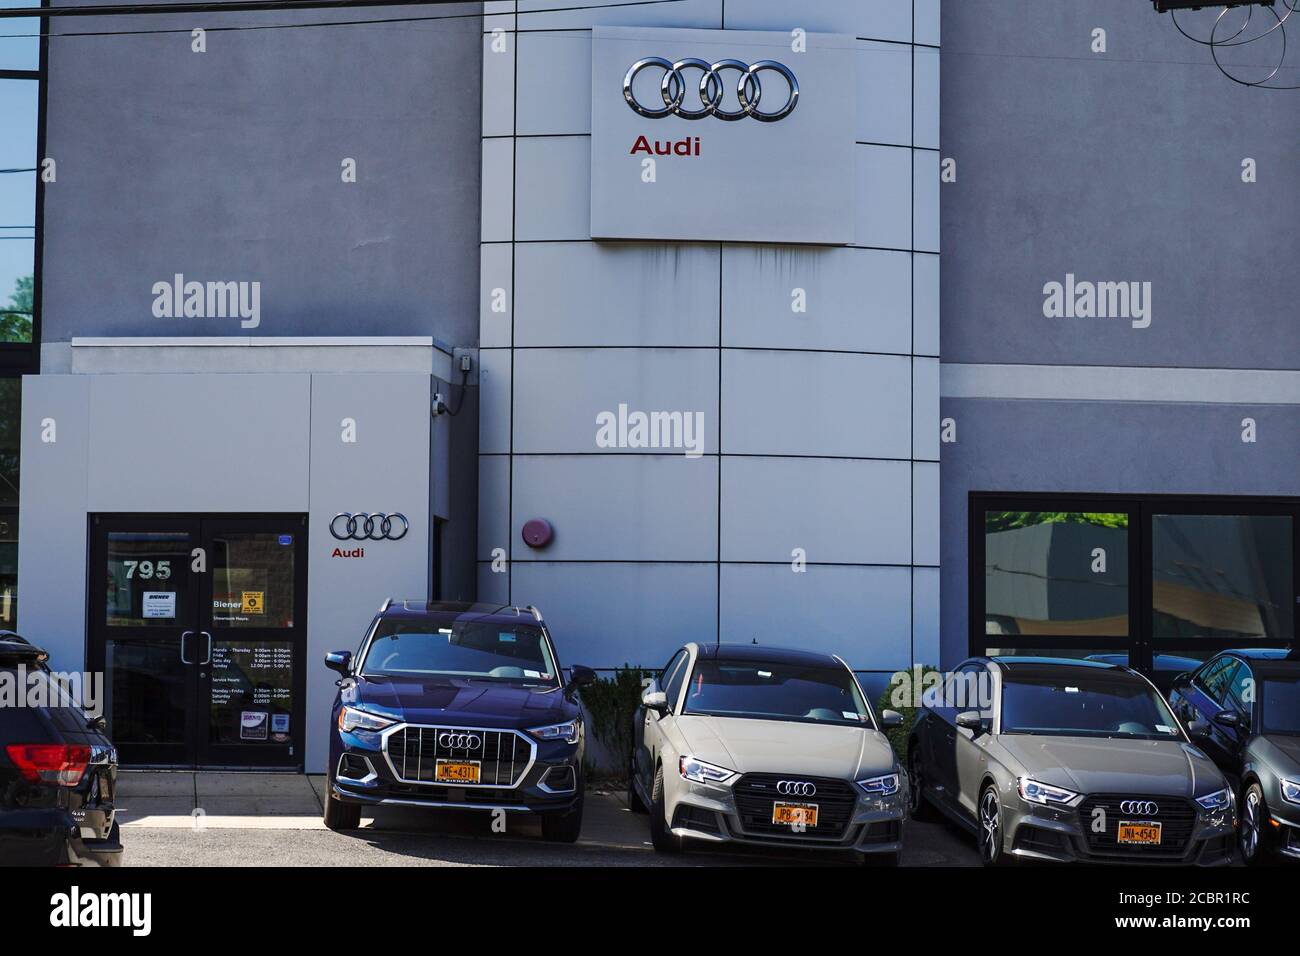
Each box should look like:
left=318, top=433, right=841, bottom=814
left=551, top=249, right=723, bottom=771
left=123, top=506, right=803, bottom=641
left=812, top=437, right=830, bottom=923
left=115, top=771, right=980, bottom=867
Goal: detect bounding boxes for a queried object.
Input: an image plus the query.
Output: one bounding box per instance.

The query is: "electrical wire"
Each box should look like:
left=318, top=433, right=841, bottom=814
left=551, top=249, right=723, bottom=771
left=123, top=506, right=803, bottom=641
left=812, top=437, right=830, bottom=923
left=1165, top=0, right=1300, bottom=89
left=437, top=366, right=470, bottom=417
left=0, top=0, right=685, bottom=39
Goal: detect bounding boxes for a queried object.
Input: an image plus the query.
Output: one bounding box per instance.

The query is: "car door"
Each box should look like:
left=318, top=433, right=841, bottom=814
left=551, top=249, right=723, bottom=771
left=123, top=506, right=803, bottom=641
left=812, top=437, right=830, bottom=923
left=636, top=648, right=687, bottom=795
left=1217, top=660, right=1254, bottom=783
left=952, top=662, right=994, bottom=821
left=1184, top=656, right=1244, bottom=772
left=926, top=662, right=983, bottom=818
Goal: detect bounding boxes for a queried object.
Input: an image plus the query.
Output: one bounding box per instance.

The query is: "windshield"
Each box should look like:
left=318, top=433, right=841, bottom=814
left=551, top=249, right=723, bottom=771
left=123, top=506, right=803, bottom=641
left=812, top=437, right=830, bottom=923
left=1262, top=677, right=1300, bottom=735
left=681, top=659, right=872, bottom=727
left=360, top=621, right=557, bottom=685
left=1001, top=674, right=1183, bottom=740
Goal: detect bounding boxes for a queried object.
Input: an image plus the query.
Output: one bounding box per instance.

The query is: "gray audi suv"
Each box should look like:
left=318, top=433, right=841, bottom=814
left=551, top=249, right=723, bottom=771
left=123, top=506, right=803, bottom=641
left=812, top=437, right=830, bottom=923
left=909, top=657, right=1236, bottom=866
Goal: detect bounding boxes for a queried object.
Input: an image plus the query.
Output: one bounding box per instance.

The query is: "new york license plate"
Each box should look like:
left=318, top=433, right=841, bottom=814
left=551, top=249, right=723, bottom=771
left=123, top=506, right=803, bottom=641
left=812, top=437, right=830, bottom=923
left=772, top=802, right=818, bottom=827
left=435, top=759, right=481, bottom=784
left=1117, top=821, right=1162, bottom=845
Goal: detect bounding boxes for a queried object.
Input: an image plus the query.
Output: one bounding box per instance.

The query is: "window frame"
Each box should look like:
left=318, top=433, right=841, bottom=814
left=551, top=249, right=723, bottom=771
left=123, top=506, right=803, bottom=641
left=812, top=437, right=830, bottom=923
left=970, top=492, right=1300, bottom=675
left=0, top=0, right=46, bottom=370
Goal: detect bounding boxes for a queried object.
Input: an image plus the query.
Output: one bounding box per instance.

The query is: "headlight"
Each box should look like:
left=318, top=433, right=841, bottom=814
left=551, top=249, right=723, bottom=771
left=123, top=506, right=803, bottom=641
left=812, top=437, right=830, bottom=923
left=1280, top=778, right=1300, bottom=806
left=338, top=706, right=396, bottom=733
left=1196, top=787, right=1232, bottom=812
left=678, top=755, right=736, bottom=786
left=1017, top=777, right=1079, bottom=806
left=857, top=772, right=901, bottom=797
left=528, top=720, right=580, bottom=744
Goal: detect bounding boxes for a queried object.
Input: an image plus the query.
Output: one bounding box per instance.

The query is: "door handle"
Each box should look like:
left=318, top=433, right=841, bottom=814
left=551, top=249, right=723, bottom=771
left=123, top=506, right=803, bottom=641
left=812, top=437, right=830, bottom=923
left=179, top=631, right=194, bottom=664
left=199, top=631, right=213, bottom=665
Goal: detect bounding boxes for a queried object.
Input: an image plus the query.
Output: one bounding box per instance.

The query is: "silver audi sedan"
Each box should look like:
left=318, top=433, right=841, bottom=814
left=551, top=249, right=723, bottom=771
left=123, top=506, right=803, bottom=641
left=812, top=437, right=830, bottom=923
left=629, top=642, right=907, bottom=864
left=909, top=657, right=1237, bottom=866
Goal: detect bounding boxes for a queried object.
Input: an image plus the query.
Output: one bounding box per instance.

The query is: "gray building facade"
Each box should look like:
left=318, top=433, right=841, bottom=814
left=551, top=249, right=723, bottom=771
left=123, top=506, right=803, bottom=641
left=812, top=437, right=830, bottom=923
left=0, top=0, right=1295, bottom=772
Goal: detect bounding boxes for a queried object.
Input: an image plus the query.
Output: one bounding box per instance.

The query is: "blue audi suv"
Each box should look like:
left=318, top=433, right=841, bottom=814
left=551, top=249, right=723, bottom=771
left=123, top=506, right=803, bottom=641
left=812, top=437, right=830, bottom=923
left=323, top=600, right=594, bottom=842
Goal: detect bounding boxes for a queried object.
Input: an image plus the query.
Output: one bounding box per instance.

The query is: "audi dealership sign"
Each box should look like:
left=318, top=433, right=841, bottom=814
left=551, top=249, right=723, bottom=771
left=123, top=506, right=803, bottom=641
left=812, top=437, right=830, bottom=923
left=591, top=26, right=855, bottom=244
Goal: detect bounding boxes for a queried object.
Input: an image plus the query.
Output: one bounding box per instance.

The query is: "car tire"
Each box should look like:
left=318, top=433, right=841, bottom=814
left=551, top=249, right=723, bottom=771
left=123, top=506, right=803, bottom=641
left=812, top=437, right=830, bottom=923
left=541, top=794, right=585, bottom=843
left=627, top=750, right=649, bottom=814
left=907, top=747, right=937, bottom=822
left=323, top=778, right=362, bottom=831
left=978, top=784, right=1011, bottom=867
left=649, top=764, right=683, bottom=854
left=1240, top=782, right=1274, bottom=866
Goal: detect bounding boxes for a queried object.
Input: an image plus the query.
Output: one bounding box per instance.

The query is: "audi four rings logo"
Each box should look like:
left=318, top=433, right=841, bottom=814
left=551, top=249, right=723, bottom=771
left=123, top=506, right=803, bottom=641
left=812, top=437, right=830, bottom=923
left=439, top=733, right=482, bottom=750
left=329, top=512, right=409, bottom=541
left=1119, top=800, right=1159, bottom=816
left=776, top=780, right=816, bottom=797
left=623, top=57, right=799, bottom=122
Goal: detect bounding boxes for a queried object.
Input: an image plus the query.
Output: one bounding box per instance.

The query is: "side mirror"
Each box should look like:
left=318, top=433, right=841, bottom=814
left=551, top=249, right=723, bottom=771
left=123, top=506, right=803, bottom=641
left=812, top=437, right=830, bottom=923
left=324, top=650, right=352, bottom=675
left=879, top=709, right=904, bottom=730
left=566, top=664, right=597, bottom=698
left=1212, top=710, right=1241, bottom=729
left=641, top=689, right=668, bottom=714
left=956, top=710, right=985, bottom=735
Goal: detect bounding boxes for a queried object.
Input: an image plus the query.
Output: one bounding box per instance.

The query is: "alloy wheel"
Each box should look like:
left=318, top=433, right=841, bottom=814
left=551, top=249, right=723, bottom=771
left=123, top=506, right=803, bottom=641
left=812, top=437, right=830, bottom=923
left=979, top=788, right=1001, bottom=863
left=1241, top=787, right=1260, bottom=861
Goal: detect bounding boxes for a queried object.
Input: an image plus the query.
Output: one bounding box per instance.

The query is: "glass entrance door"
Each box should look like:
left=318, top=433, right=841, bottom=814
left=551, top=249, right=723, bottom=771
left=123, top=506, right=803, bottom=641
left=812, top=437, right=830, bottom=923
left=89, top=514, right=308, bottom=769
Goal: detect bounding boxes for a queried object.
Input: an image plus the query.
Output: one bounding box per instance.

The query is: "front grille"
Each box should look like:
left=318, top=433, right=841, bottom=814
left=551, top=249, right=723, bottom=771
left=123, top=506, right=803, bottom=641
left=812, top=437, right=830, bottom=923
left=1077, top=794, right=1198, bottom=860
left=385, top=726, right=534, bottom=788
left=733, top=773, right=858, bottom=840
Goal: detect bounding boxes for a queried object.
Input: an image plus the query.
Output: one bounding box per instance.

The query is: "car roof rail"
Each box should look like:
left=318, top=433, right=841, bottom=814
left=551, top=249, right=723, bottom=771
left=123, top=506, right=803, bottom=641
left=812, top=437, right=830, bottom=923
left=524, top=604, right=543, bottom=621
left=378, top=598, right=393, bottom=613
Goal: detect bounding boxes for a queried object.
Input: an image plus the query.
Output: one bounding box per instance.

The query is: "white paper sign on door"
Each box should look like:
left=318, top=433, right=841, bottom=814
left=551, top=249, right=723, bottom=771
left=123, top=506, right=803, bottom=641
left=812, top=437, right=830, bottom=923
left=142, top=591, right=177, bottom=619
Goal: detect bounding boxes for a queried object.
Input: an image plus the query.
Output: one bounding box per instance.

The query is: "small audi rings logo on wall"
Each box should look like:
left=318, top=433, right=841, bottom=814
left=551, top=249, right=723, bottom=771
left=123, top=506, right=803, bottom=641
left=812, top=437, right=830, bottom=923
left=439, top=733, right=482, bottom=751
left=623, top=57, right=799, bottom=122
left=1119, top=800, right=1159, bottom=816
left=329, top=512, right=409, bottom=541
left=776, top=780, right=817, bottom=797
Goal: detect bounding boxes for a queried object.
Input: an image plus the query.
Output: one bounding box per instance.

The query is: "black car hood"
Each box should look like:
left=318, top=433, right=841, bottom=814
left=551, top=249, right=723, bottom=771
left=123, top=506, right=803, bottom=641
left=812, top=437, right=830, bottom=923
left=346, top=676, right=572, bottom=729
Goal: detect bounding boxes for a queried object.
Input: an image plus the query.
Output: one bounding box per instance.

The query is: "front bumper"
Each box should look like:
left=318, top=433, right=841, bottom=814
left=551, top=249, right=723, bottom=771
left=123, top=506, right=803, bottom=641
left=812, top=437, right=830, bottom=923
left=330, top=722, right=582, bottom=815
left=1265, top=798, right=1300, bottom=860
left=1002, top=793, right=1235, bottom=866
left=666, top=775, right=907, bottom=855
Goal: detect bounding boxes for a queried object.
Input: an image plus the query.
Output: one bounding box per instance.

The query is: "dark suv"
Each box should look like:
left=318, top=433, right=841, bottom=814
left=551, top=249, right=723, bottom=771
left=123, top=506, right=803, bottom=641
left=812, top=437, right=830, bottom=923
left=0, top=633, right=122, bottom=866
left=323, top=601, right=595, bottom=842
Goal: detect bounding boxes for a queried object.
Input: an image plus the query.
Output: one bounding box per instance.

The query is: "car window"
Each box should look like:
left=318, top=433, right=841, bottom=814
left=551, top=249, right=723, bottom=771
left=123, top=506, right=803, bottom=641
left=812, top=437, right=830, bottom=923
left=663, top=651, right=691, bottom=712
left=1224, top=661, right=1254, bottom=721
left=680, top=659, right=871, bottom=727
left=1195, top=657, right=1237, bottom=704
left=1000, top=673, right=1183, bottom=740
left=659, top=649, right=685, bottom=688
left=360, top=620, right=557, bottom=685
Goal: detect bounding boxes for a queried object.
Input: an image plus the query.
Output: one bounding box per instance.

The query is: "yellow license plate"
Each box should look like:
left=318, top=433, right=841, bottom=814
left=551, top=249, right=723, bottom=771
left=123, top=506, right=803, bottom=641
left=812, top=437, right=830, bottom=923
left=772, top=802, right=818, bottom=827
left=435, top=759, right=481, bottom=784
left=1117, top=821, right=1162, bottom=845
